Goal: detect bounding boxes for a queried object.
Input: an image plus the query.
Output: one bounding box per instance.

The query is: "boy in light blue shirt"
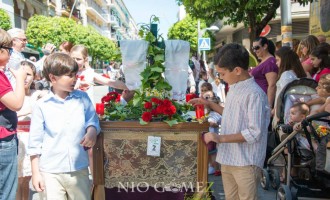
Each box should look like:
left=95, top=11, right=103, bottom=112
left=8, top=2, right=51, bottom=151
left=27, top=53, right=100, bottom=199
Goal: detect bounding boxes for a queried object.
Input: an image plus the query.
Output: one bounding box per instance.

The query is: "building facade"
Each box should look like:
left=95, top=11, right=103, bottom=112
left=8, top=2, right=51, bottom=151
left=0, top=0, right=139, bottom=42
left=214, top=2, right=310, bottom=48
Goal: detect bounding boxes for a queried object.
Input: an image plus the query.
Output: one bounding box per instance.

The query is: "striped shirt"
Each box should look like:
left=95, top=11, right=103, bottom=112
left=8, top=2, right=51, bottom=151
left=216, top=77, right=270, bottom=168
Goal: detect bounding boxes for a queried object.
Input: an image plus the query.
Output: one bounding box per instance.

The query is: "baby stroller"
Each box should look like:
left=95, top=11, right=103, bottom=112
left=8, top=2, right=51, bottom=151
left=267, top=112, right=330, bottom=199
left=260, top=78, right=330, bottom=199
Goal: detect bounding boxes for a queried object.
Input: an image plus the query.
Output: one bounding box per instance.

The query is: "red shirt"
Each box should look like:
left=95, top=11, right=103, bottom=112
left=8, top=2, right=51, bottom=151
left=0, top=70, right=16, bottom=138
left=313, top=68, right=330, bottom=82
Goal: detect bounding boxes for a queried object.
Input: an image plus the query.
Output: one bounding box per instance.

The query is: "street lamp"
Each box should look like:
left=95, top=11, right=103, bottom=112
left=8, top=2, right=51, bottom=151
left=197, top=19, right=219, bottom=61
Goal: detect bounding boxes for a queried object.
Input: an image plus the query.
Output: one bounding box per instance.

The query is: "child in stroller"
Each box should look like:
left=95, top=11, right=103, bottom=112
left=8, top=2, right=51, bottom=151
left=262, top=76, right=330, bottom=199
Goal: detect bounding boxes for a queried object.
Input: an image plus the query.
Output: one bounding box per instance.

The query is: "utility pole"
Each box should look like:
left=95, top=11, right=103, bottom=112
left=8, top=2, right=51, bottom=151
left=280, top=0, right=293, bottom=48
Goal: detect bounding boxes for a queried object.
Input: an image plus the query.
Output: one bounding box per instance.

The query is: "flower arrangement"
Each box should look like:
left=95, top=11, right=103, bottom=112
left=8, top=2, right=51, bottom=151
left=314, top=123, right=330, bottom=137
left=99, top=16, right=196, bottom=126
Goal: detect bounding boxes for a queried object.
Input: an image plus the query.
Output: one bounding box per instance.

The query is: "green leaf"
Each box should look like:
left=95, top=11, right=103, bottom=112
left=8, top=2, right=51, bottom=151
left=133, top=97, right=141, bottom=107
left=139, top=118, right=149, bottom=125
left=150, top=66, right=163, bottom=73
left=154, top=54, right=164, bottom=62
left=164, top=120, right=179, bottom=127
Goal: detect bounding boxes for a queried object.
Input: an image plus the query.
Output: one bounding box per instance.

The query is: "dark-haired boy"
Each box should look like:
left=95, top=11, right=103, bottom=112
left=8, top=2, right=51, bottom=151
left=190, top=43, right=270, bottom=200
left=28, top=53, right=100, bottom=199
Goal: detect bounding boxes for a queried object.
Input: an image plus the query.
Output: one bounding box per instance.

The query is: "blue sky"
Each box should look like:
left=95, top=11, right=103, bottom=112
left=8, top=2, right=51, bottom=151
left=124, top=0, right=180, bottom=39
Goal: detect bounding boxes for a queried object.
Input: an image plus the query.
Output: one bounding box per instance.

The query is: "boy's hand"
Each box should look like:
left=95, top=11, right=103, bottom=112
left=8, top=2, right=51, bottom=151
left=78, top=81, right=91, bottom=91
left=293, top=122, right=302, bottom=131
left=80, top=131, right=97, bottom=149
left=203, top=132, right=219, bottom=144
left=32, top=172, right=45, bottom=192
left=9, top=66, right=27, bottom=81
left=188, top=97, right=208, bottom=107
left=288, top=121, right=295, bottom=126
left=209, top=122, right=218, bottom=128
left=189, top=86, right=196, bottom=94
left=121, top=90, right=135, bottom=102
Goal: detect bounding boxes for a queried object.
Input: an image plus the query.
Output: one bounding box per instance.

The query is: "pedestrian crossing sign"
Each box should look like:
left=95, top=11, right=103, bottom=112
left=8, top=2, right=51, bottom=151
left=198, top=38, right=211, bottom=50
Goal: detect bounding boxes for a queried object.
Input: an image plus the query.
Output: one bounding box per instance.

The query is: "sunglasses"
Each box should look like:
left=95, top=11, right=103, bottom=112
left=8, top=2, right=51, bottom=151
left=252, top=45, right=261, bottom=51
left=0, top=46, right=13, bottom=55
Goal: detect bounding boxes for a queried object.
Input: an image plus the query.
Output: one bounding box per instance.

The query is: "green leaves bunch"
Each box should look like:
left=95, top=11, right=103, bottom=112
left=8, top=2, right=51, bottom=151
left=25, top=15, right=117, bottom=63
left=132, top=16, right=172, bottom=107
left=0, top=9, right=12, bottom=31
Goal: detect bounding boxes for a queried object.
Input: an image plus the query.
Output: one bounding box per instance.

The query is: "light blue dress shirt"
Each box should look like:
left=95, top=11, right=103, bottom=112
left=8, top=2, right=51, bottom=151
left=27, top=89, right=101, bottom=173
left=216, top=77, right=270, bottom=168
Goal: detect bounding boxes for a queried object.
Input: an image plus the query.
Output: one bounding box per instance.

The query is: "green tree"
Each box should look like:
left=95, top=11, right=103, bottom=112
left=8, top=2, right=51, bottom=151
left=177, top=0, right=312, bottom=48
left=167, top=15, right=214, bottom=54
left=26, top=15, right=117, bottom=63
left=26, top=15, right=77, bottom=48
left=0, top=9, right=12, bottom=30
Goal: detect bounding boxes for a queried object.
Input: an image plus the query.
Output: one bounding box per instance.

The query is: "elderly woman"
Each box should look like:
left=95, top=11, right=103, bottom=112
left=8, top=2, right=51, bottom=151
left=251, top=37, right=278, bottom=108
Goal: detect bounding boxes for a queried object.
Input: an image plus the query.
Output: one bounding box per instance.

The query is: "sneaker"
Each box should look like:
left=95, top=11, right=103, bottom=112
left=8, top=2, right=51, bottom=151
left=208, top=166, right=215, bottom=175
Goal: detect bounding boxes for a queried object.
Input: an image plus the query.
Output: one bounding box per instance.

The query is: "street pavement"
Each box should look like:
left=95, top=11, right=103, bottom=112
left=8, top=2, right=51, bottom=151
left=93, top=85, right=277, bottom=199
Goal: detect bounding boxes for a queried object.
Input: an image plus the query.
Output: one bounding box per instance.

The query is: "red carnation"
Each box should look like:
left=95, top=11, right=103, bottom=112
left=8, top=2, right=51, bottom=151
left=142, top=112, right=152, bottom=122
left=151, top=109, right=158, bottom=116
left=101, top=95, right=111, bottom=103
left=151, top=98, right=161, bottom=104
left=156, top=105, right=165, bottom=114
left=163, top=99, right=172, bottom=107
left=169, top=105, right=176, bottom=115
left=144, top=102, right=152, bottom=109
left=115, top=94, right=121, bottom=102
left=163, top=105, right=176, bottom=116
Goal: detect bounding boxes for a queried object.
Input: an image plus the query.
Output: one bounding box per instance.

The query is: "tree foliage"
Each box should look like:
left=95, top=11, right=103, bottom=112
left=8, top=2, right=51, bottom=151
left=0, top=9, right=12, bottom=31
left=26, top=15, right=117, bottom=62
left=167, top=15, right=214, bottom=54
left=177, top=0, right=312, bottom=48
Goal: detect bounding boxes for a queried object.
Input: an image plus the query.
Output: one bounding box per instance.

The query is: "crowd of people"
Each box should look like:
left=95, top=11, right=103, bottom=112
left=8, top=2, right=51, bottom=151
left=1, top=25, right=330, bottom=200
left=189, top=35, right=330, bottom=199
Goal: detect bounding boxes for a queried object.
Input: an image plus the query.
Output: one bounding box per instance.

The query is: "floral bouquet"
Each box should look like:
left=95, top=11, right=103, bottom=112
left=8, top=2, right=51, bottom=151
left=99, top=17, right=196, bottom=126
left=314, top=123, right=330, bottom=138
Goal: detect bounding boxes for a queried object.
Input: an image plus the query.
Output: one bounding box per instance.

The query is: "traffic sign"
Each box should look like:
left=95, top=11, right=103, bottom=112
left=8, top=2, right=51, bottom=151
left=260, top=25, right=271, bottom=37
left=198, top=38, right=211, bottom=50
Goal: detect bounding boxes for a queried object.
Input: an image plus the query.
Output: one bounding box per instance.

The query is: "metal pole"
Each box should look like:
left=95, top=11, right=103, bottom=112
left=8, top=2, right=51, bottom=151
left=197, top=19, right=201, bottom=60
left=69, top=0, right=79, bottom=18
left=203, top=51, right=206, bottom=62
left=280, top=0, right=292, bottom=48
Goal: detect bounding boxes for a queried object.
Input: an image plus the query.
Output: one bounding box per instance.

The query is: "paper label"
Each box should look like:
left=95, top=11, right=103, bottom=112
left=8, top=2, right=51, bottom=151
left=147, top=136, right=161, bottom=156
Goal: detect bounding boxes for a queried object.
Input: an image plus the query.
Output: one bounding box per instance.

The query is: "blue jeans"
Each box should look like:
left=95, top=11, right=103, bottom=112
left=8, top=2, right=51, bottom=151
left=0, top=135, right=18, bottom=200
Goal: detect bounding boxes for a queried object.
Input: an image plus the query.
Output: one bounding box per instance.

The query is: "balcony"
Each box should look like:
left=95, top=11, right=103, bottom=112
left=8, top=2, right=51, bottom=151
left=102, top=30, right=111, bottom=38
left=107, top=0, right=115, bottom=7
left=109, top=15, right=119, bottom=25
left=86, top=0, right=107, bottom=23
left=102, top=14, right=110, bottom=23
left=110, top=33, right=117, bottom=40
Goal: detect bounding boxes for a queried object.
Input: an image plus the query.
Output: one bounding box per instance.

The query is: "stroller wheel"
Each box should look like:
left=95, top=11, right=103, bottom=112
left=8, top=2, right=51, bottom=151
left=277, top=184, right=292, bottom=200
left=261, top=169, right=270, bottom=190
left=270, top=169, right=281, bottom=190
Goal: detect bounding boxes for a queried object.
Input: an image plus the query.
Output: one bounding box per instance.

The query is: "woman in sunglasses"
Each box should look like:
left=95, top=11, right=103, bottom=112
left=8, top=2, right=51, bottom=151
left=251, top=37, right=278, bottom=109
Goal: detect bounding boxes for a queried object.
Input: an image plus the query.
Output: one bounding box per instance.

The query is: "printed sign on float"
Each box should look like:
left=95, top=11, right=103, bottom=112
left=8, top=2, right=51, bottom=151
left=198, top=38, right=211, bottom=51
